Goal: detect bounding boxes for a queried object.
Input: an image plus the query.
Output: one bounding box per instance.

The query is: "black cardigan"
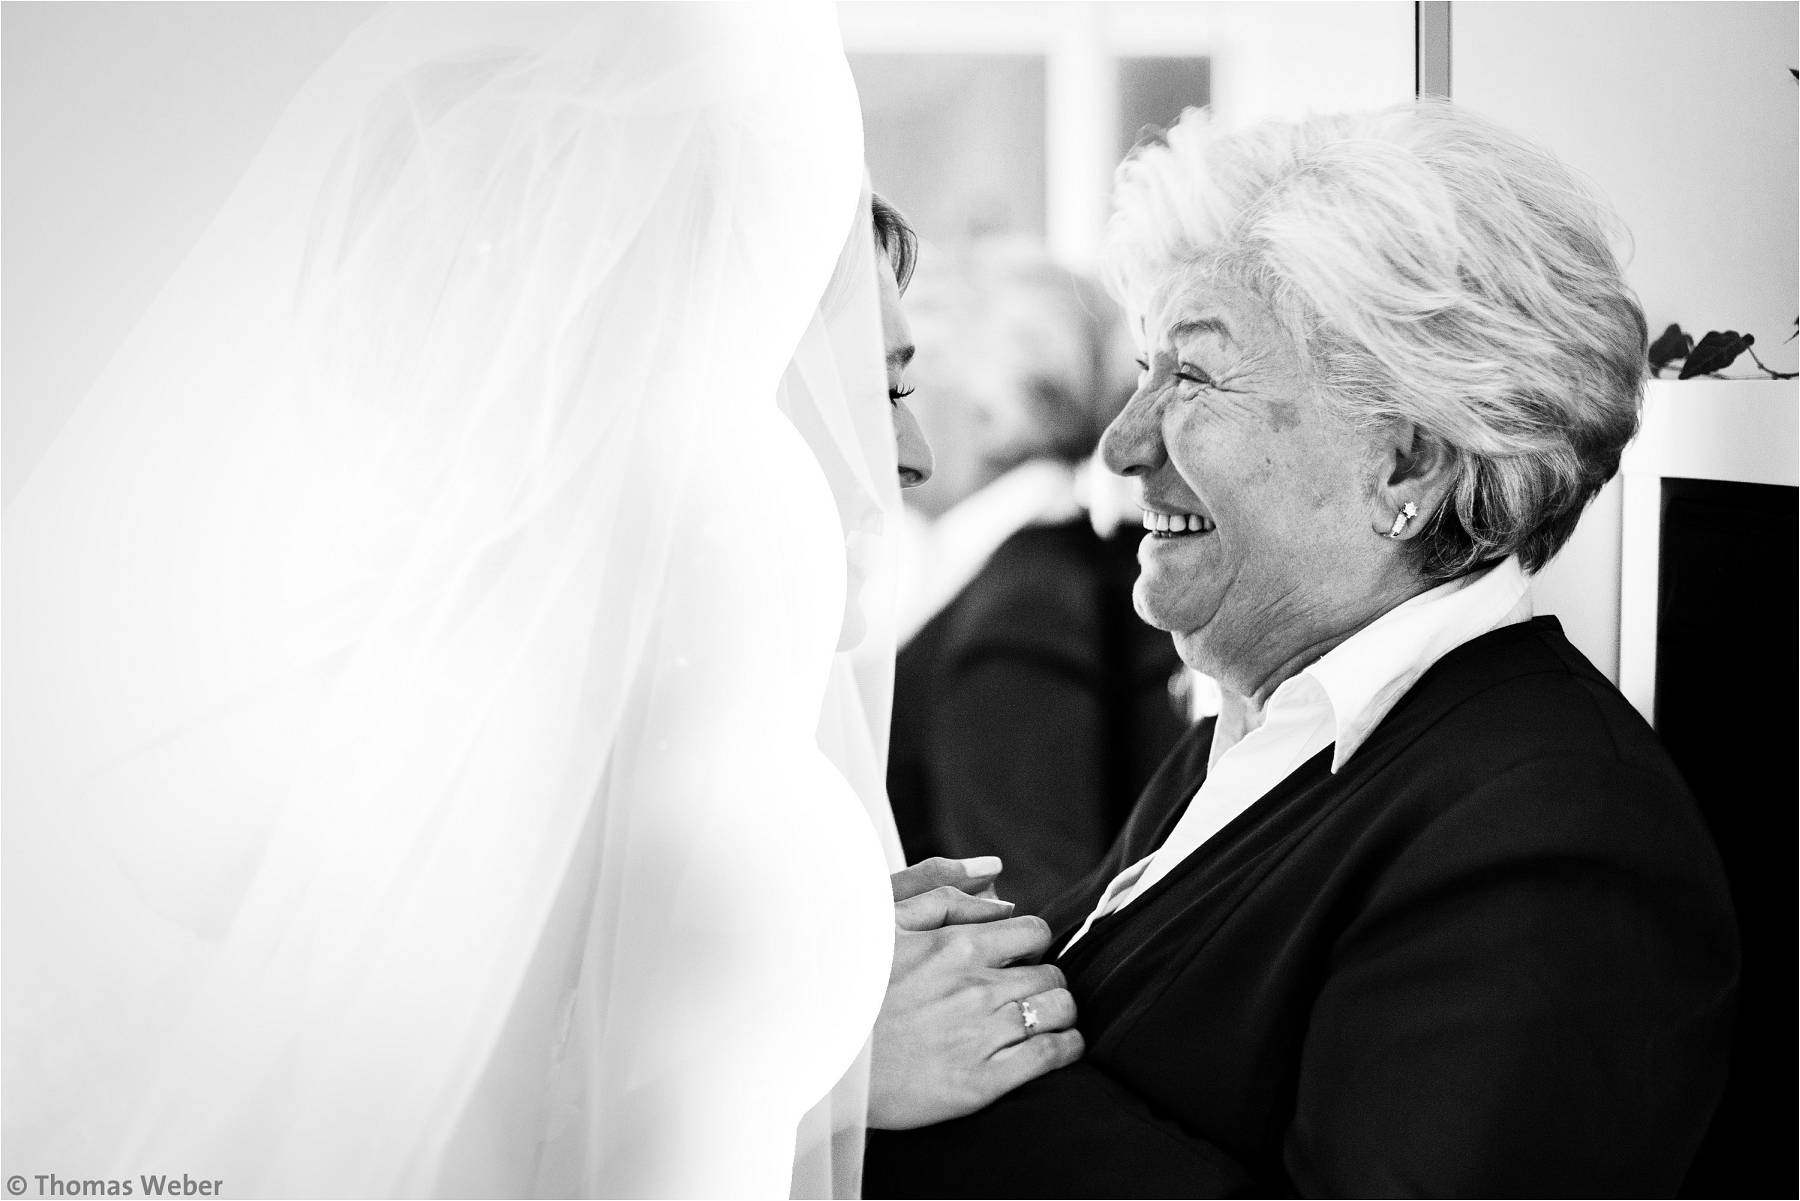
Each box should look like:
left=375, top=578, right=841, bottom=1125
left=865, top=617, right=1737, bottom=1198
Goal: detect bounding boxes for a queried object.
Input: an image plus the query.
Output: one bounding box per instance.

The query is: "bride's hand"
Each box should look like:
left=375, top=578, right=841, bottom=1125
left=891, top=853, right=1012, bottom=932
left=868, top=915, right=1084, bottom=1130
left=895, top=886, right=1014, bottom=931
left=890, top=855, right=1003, bottom=905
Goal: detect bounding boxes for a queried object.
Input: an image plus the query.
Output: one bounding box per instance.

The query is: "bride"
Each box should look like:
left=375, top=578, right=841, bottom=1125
left=4, top=5, right=922, bottom=1196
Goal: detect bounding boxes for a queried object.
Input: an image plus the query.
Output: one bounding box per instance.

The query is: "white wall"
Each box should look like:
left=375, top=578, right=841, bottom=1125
left=1451, top=0, right=1800, bottom=682
left=1202, top=2, right=1415, bottom=125
left=2, top=2, right=374, bottom=501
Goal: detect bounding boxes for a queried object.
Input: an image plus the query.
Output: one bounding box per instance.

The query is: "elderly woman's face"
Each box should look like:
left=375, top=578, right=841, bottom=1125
left=1101, top=282, right=1385, bottom=694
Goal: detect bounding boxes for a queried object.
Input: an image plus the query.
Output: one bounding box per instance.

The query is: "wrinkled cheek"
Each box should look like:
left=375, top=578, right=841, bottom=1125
left=1304, top=472, right=1348, bottom=514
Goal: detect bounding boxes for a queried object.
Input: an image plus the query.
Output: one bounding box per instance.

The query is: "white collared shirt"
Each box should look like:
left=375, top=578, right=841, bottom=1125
left=1060, top=557, right=1534, bottom=954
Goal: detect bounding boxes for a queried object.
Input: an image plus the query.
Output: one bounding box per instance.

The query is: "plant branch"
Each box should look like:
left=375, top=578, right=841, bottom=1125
left=1745, top=346, right=1799, bottom=380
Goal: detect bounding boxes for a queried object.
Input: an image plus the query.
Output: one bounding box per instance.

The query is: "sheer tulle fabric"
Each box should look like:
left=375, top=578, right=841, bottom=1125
left=3, top=4, right=898, bottom=1196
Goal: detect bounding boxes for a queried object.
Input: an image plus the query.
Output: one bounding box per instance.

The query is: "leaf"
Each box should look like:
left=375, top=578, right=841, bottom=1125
left=1679, top=330, right=1754, bottom=378
left=1647, top=322, right=1694, bottom=371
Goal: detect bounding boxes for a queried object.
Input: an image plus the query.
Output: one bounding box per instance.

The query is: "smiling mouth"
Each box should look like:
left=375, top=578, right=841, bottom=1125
left=1141, top=509, right=1215, bottom=539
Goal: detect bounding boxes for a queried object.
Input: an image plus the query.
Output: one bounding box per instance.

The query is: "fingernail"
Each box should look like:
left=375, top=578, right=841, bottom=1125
left=958, top=856, right=1002, bottom=878
left=978, top=897, right=1014, bottom=911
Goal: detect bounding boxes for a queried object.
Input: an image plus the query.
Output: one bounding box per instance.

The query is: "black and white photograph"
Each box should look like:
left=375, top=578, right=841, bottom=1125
left=3, top=2, right=1794, bottom=1197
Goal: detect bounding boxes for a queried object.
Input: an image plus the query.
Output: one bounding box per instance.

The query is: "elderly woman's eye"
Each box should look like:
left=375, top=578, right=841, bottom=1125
left=1135, top=358, right=1150, bottom=372
left=1175, top=366, right=1217, bottom=389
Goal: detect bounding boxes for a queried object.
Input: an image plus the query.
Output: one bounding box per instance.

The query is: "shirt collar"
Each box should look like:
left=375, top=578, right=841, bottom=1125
left=1294, top=557, right=1533, bottom=772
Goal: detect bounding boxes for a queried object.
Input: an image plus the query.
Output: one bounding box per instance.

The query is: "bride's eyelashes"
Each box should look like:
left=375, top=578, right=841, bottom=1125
left=889, top=385, right=915, bottom=404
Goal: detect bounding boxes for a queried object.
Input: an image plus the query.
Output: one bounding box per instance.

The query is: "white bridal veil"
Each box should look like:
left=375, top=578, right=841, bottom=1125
left=3, top=3, right=902, bottom=1196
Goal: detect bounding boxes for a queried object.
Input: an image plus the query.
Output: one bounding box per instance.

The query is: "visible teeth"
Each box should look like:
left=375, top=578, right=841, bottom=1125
left=1141, top=510, right=1212, bottom=535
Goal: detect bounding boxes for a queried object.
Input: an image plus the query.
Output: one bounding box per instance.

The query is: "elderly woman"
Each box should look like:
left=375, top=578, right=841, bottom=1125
left=863, top=101, right=1735, bottom=1197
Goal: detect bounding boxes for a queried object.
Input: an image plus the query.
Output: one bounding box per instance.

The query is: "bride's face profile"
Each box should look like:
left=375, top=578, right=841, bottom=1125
left=880, top=261, right=932, bottom=489
left=872, top=196, right=933, bottom=490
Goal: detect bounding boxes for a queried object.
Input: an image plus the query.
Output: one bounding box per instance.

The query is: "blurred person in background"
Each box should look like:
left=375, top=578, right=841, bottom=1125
left=885, top=243, right=1188, bottom=913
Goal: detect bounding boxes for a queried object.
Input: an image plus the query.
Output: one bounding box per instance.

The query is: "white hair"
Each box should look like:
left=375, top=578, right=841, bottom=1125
left=1103, top=100, right=1647, bottom=578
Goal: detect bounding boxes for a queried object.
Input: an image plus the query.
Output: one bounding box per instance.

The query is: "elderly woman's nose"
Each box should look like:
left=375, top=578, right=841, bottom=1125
left=1099, top=387, right=1164, bottom=477
left=893, top=400, right=934, bottom=488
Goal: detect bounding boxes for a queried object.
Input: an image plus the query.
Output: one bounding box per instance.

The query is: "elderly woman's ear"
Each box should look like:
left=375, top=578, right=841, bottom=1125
left=1370, top=423, right=1457, bottom=545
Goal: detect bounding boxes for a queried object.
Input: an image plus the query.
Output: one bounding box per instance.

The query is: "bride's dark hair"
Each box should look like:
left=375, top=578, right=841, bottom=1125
left=871, top=192, right=918, bottom=291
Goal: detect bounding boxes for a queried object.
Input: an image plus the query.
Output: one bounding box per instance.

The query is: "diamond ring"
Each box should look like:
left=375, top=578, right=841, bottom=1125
left=1015, top=997, right=1040, bottom=1038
